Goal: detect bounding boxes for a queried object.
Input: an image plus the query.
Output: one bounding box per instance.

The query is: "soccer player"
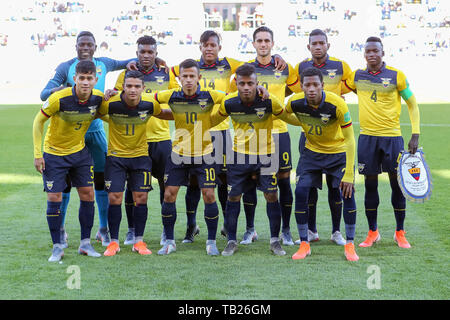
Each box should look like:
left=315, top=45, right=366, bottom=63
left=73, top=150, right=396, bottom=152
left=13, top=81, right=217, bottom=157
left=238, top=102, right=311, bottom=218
left=344, top=37, right=420, bottom=249
left=99, top=70, right=172, bottom=256
left=33, top=60, right=103, bottom=262
left=229, top=26, right=300, bottom=246
left=212, top=64, right=301, bottom=256
left=293, top=29, right=353, bottom=245
left=170, top=30, right=286, bottom=243
left=109, top=35, right=179, bottom=246
left=40, top=31, right=138, bottom=248
left=155, top=59, right=225, bottom=256
left=286, top=67, right=359, bottom=261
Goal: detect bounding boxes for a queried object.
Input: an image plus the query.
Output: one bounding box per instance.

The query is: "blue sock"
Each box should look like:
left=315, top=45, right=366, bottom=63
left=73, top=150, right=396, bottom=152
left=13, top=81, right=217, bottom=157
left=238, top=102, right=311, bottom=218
left=343, top=192, right=357, bottom=241
left=217, top=184, right=228, bottom=216
left=243, top=188, right=257, bottom=229
left=389, top=175, right=406, bottom=231
left=278, top=177, right=293, bottom=230
left=185, top=185, right=200, bottom=227
left=295, top=186, right=310, bottom=241
left=266, top=201, right=282, bottom=238
left=60, top=192, right=70, bottom=227
left=134, top=204, right=148, bottom=238
left=328, top=187, right=343, bottom=233
left=204, top=202, right=219, bottom=240
left=307, top=187, right=318, bottom=233
left=365, top=177, right=379, bottom=231
left=46, top=201, right=62, bottom=244
left=79, top=200, right=95, bottom=240
left=161, top=202, right=177, bottom=240
left=95, top=189, right=109, bottom=229
left=108, top=204, right=122, bottom=240
left=124, top=188, right=134, bottom=229
left=225, top=200, right=240, bottom=241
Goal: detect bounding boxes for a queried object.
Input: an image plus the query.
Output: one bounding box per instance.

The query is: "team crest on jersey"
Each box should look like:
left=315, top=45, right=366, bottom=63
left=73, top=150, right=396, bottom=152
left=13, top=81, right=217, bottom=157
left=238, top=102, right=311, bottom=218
left=46, top=181, right=54, bottom=190
left=274, top=71, right=282, bottom=79
left=105, top=181, right=112, bottom=189
left=96, top=66, right=102, bottom=76
left=88, top=106, right=97, bottom=116
left=138, top=110, right=149, bottom=121
left=327, top=69, right=337, bottom=79
left=381, top=78, right=391, bottom=88
left=320, top=113, right=331, bottom=124
left=407, top=161, right=421, bottom=181
left=255, top=108, right=266, bottom=119
left=198, top=99, right=209, bottom=109
left=155, top=76, right=165, bottom=85
left=217, top=66, right=225, bottom=74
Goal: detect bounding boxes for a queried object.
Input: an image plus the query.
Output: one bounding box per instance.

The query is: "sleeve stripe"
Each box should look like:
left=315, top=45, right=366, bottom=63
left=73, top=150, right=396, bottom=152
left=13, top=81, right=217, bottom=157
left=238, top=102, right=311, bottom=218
left=154, top=93, right=160, bottom=103
left=273, top=109, right=283, bottom=116
left=287, top=78, right=299, bottom=87
left=343, top=80, right=354, bottom=92
left=171, top=66, right=178, bottom=77
left=341, top=122, right=352, bottom=129
left=219, top=110, right=227, bottom=117
left=40, top=109, right=50, bottom=118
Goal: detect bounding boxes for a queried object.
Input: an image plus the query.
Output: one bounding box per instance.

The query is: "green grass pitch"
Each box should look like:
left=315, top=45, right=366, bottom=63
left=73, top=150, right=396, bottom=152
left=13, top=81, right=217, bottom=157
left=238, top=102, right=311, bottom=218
left=0, top=103, right=448, bottom=299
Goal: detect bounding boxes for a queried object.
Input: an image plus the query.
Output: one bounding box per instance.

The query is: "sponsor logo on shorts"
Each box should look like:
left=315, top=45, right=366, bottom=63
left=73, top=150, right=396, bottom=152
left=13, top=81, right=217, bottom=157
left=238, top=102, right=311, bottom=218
left=46, top=181, right=54, bottom=190
left=227, top=184, right=232, bottom=192
left=164, top=174, right=168, bottom=183
left=295, top=175, right=300, bottom=184
left=105, top=181, right=112, bottom=189
left=358, top=163, right=365, bottom=173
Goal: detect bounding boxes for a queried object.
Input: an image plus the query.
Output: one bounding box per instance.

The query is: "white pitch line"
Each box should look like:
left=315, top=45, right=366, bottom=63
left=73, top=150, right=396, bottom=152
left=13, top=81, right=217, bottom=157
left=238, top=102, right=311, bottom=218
left=352, top=122, right=450, bottom=127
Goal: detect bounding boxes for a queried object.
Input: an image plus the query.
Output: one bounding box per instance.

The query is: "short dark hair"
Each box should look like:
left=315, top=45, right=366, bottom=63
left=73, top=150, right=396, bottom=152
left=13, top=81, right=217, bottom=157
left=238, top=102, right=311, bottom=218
left=309, top=29, right=328, bottom=42
left=124, top=70, right=144, bottom=83
left=200, top=30, right=221, bottom=45
left=253, top=26, right=274, bottom=41
left=76, top=31, right=95, bottom=43
left=300, top=67, right=323, bottom=83
left=235, top=64, right=256, bottom=78
left=366, top=36, right=383, bottom=47
left=75, top=60, right=96, bottom=75
left=136, top=35, right=157, bottom=46
left=179, top=59, right=199, bottom=73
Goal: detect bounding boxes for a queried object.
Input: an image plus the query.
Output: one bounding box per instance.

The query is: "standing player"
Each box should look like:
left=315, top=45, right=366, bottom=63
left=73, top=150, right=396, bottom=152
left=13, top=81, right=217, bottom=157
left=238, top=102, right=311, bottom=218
left=230, top=26, right=300, bottom=246
left=286, top=67, right=359, bottom=261
left=40, top=31, right=137, bottom=248
left=344, top=37, right=420, bottom=249
left=155, top=59, right=225, bottom=256
left=99, top=71, right=172, bottom=256
left=293, top=29, right=353, bottom=245
left=33, top=61, right=103, bottom=261
left=110, top=35, right=179, bottom=245
left=211, top=64, right=300, bottom=256
left=170, top=30, right=287, bottom=243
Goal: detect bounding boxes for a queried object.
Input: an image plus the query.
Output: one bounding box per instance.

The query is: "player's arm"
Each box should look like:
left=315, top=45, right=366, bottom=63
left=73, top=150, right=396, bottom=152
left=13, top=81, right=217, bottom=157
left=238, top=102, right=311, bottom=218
left=399, top=77, right=420, bottom=153
left=169, top=65, right=180, bottom=88
left=32, top=110, right=49, bottom=173
left=152, top=100, right=173, bottom=120
left=272, top=54, right=287, bottom=71
left=211, top=99, right=229, bottom=127
left=285, top=63, right=300, bottom=96
left=101, top=57, right=138, bottom=73
left=343, top=71, right=357, bottom=94
left=338, top=104, right=356, bottom=198
left=272, top=96, right=302, bottom=126
left=40, top=62, right=69, bottom=101
left=340, top=61, right=353, bottom=95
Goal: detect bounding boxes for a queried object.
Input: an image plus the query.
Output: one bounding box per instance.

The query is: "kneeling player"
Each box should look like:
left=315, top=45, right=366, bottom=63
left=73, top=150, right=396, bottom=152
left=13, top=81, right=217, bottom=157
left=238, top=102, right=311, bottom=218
left=211, top=64, right=300, bottom=256
left=286, top=67, right=359, bottom=261
left=99, top=71, right=172, bottom=256
left=33, top=60, right=103, bottom=261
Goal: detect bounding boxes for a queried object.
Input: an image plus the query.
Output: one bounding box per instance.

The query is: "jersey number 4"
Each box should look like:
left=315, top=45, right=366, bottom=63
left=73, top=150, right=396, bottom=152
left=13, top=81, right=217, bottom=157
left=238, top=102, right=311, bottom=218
left=370, top=90, right=377, bottom=102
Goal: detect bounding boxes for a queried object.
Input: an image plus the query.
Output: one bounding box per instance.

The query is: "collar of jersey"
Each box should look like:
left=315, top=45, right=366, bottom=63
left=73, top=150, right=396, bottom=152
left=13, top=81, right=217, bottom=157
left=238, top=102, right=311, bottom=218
left=182, top=86, right=201, bottom=99
left=366, top=62, right=386, bottom=76
left=304, top=91, right=326, bottom=109
left=138, top=63, right=156, bottom=75
left=199, top=57, right=220, bottom=68
left=238, top=92, right=262, bottom=107
left=72, top=85, right=92, bottom=105
left=120, top=91, right=142, bottom=108
left=311, top=55, right=329, bottom=68
left=254, top=56, right=275, bottom=68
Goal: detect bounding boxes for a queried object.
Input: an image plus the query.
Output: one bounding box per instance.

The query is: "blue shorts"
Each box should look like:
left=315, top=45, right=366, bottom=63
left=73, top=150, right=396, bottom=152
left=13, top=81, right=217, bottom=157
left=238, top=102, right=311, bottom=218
left=273, top=131, right=292, bottom=173
left=164, top=152, right=216, bottom=189
left=148, top=140, right=172, bottom=180
left=358, top=134, right=404, bottom=175
left=211, top=129, right=232, bottom=176
left=43, top=147, right=94, bottom=193
left=104, top=156, right=153, bottom=193
left=299, top=131, right=307, bottom=155
left=227, top=152, right=278, bottom=197
left=84, top=130, right=107, bottom=172
left=296, top=148, right=346, bottom=189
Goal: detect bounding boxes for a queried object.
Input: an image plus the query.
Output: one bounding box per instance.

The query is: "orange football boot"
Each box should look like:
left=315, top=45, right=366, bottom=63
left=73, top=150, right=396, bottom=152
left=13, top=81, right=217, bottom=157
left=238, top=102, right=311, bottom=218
left=104, top=241, right=120, bottom=256
left=394, top=230, right=411, bottom=248
left=292, top=241, right=311, bottom=260
left=359, top=229, right=381, bottom=247
left=132, top=241, right=152, bottom=255
left=344, top=242, right=359, bottom=261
